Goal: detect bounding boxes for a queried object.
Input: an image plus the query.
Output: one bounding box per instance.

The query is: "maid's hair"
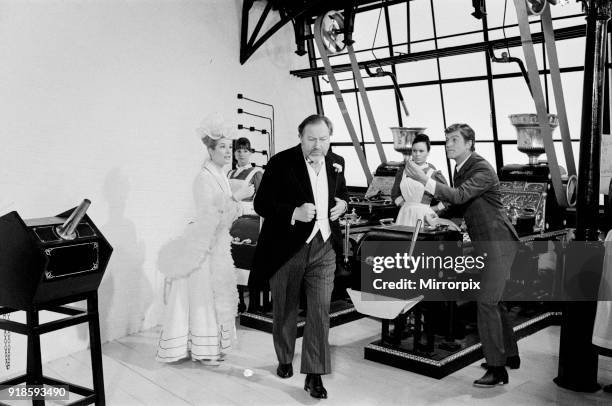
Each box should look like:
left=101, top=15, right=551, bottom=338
left=412, top=133, right=431, bottom=151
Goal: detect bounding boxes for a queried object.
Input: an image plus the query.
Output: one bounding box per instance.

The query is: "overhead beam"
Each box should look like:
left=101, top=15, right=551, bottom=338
left=240, top=0, right=328, bottom=64
left=289, top=24, right=586, bottom=78
left=239, top=0, right=404, bottom=65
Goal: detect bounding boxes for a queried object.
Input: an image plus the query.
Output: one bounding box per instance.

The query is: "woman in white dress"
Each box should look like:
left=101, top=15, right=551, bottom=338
left=156, top=119, right=254, bottom=365
left=391, top=133, right=448, bottom=226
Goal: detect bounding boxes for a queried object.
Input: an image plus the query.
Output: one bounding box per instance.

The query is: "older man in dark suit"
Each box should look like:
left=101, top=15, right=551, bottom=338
left=249, top=114, right=348, bottom=399
left=404, top=123, right=520, bottom=387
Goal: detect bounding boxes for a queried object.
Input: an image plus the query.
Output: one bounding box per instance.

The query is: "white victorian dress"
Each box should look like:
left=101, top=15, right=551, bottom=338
left=156, top=160, right=240, bottom=362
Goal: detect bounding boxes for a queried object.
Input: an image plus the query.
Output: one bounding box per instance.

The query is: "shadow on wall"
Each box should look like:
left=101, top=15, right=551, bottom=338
left=92, top=168, right=152, bottom=343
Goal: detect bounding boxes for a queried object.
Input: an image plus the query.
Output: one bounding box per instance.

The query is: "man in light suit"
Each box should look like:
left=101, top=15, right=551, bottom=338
left=404, top=123, right=520, bottom=387
left=249, top=114, right=348, bottom=399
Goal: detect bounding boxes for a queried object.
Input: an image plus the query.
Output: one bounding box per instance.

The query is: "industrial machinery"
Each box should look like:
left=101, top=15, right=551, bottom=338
left=238, top=0, right=608, bottom=386
left=499, top=114, right=571, bottom=235
left=347, top=127, right=428, bottom=223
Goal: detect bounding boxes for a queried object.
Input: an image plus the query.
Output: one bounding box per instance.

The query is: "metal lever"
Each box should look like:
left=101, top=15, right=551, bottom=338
left=56, top=199, right=91, bottom=240
left=407, top=219, right=423, bottom=259
left=343, top=209, right=360, bottom=264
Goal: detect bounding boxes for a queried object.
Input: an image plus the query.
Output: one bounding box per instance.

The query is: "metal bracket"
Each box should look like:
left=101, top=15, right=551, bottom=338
left=240, top=0, right=358, bottom=64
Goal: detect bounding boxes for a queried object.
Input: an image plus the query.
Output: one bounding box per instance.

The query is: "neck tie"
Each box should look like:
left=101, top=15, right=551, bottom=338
left=453, top=167, right=458, bottom=182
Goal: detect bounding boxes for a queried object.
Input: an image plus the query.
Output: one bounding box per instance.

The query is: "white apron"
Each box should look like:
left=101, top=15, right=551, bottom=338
left=395, top=164, right=436, bottom=227
left=228, top=167, right=262, bottom=215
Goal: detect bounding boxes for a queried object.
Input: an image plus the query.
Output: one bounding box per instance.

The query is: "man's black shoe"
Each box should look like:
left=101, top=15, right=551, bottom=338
left=304, top=374, right=328, bottom=399
left=276, top=363, right=293, bottom=378
left=480, top=355, right=520, bottom=370
left=603, top=384, right=612, bottom=393
left=473, top=366, right=509, bottom=388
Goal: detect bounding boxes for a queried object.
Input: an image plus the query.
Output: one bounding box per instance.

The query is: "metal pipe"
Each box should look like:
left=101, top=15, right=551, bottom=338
left=56, top=199, right=91, bottom=240
left=554, top=0, right=612, bottom=394
left=487, top=46, right=533, bottom=96
left=363, top=64, right=409, bottom=116
left=576, top=0, right=611, bottom=241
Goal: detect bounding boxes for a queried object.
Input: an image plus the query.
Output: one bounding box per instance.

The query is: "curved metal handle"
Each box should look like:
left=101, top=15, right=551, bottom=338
left=565, top=174, right=578, bottom=208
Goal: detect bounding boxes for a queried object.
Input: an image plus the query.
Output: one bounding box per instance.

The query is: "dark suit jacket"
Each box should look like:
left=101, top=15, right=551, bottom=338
left=432, top=153, right=519, bottom=280
left=248, top=145, right=348, bottom=288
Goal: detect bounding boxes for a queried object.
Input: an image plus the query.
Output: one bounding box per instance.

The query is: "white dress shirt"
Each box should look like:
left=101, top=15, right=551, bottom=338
left=305, top=158, right=330, bottom=243
left=291, top=158, right=332, bottom=243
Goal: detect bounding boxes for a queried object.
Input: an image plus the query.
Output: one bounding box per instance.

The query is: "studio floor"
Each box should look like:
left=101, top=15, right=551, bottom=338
left=2, top=318, right=612, bottom=405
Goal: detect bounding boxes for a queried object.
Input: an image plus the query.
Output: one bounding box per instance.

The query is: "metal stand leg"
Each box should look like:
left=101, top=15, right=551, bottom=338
left=381, top=319, right=390, bottom=343
left=238, top=286, right=246, bottom=313
left=26, top=308, right=44, bottom=406
left=263, top=289, right=272, bottom=313
left=424, top=306, right=435, bottom=353
left=0, top=296, right=103, bottom=405
left=391, top=314, right=407, bottom=346
left=247, top=287, right=259, bottom=312
left=439, top=301, right=461, bottom=352
left=87, top=294, right=105, bottom=406
left=413, top=307, right=423, bottom=352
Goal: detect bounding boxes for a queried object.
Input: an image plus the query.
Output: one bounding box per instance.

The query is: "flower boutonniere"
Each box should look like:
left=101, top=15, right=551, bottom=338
left=333, top=162, right=343, bottom=173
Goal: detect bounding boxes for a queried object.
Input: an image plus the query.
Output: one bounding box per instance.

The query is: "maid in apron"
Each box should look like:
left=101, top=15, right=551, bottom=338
left=390, top=133, right=448, bottom=226
left=227, top=138, right=264, bottom=309
left=388, top=133, right=450, bottom=344
left=227, top=137, right=263, bottom=215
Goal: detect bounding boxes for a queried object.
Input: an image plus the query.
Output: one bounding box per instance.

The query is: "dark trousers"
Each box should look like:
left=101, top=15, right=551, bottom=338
left=269, top=232, right=335, bottom=374
left=477, top=248, right=519, bottom=366
left=477, top=301, right=519, bottom=366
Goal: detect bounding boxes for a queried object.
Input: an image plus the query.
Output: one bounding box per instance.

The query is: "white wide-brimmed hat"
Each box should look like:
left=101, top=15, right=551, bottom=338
left=196, top=112, right=236, bottom=141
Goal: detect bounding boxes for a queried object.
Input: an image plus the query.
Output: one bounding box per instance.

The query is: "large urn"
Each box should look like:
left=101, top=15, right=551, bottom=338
left=390, top=127, right=426, bottom=155
left=509, top=113, right=559, bottom=165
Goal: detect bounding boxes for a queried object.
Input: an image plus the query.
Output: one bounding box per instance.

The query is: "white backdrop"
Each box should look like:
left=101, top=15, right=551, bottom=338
left=0, top=0, right=314, bottom=377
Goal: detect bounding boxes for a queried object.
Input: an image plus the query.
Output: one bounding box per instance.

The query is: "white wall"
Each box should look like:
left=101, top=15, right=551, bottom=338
left=0, top=0, right=314, bottom=378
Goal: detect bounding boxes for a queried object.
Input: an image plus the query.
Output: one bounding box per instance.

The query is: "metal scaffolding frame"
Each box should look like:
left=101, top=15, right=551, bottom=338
left=301, top=0, right=610, bottom=186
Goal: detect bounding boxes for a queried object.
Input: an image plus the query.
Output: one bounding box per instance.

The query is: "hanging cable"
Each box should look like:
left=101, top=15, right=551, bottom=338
left=2, top=313, right=10, bottom=370
left=370, top=2, right=385, bottom=65
left=488, top=0, right=533, bottom=95
left=503, top=0, right=511, bottom=55
left=364, top=1, right=409, bottom=117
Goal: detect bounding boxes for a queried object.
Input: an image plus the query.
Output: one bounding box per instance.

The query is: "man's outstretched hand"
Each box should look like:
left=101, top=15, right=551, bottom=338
left=404, top=158, right=428, bottom=184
